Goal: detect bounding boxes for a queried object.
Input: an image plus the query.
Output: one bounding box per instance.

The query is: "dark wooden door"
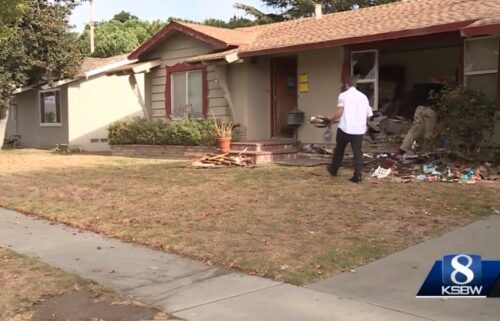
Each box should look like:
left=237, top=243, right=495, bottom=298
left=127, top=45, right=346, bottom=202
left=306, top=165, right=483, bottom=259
left=272, top=57, right=297, bottom=137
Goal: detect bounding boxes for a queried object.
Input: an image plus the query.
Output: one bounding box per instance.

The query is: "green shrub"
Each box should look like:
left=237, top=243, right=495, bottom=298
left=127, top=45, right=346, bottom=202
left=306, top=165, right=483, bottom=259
left=108, top=117, right=216, bottom=146
left=431, top=86, right=496, bottom=158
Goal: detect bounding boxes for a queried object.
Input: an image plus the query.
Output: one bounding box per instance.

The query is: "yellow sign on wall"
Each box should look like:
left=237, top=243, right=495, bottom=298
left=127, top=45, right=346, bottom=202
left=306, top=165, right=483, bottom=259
left=299, top=73, right=309, bottom=93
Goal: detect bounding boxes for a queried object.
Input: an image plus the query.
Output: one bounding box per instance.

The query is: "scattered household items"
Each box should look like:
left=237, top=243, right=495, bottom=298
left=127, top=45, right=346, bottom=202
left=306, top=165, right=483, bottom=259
left=192, top=151, right=254, bottom=168
left=3, top=135, right=21, bottom=148
left=302, top=144, right=332, bottom=155
left=371, top=158, right=397, bottom=179
left=372, top=166, right=392, bottom=179
left=362, top=150, right=499, bottom=184
left=309, top=115, right=331, bottom=128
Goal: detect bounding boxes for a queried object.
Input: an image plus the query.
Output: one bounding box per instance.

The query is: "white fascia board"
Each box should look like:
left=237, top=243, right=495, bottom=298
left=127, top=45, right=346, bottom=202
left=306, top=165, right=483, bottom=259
left=85, top=59, right=138, bottom=79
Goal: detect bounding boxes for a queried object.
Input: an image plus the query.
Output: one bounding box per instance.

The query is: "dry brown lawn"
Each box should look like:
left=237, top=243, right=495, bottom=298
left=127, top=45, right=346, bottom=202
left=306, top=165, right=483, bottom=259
left=0, top=149, right=498, bottom=285
left=0, top=247, right=162, bottom=321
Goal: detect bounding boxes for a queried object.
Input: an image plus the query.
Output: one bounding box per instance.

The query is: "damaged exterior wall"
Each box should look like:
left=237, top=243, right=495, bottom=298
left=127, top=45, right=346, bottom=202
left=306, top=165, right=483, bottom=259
left=380, top=46, right=460, bottom=92
left=142, top=33, right=230, bottom=121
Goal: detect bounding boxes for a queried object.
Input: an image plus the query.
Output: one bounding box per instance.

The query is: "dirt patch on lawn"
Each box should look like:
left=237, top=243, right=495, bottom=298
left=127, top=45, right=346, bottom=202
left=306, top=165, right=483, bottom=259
left=0, top=247, right=165, bottom=321
left=31, top=289, right=160, bottom=321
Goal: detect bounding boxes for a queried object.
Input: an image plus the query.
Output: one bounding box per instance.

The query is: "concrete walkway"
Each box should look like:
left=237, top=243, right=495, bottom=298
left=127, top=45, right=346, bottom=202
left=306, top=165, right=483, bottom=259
left=0, top=207, right=498, bottom=321
left=309, top=214, right=500, bottom=321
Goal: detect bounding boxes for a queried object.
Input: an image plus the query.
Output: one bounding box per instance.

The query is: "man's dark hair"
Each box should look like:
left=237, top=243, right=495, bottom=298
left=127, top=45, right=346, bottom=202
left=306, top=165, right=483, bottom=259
left=347, top=75, right=358, bottom=87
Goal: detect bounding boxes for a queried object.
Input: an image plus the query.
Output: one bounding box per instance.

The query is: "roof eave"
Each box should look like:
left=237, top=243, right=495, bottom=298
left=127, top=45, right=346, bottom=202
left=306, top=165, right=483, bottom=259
left=461, top=23, right=500, bottom=37
left=239, top=20, right=475, bottom=58
left=129, top=22, right=231, bottom=60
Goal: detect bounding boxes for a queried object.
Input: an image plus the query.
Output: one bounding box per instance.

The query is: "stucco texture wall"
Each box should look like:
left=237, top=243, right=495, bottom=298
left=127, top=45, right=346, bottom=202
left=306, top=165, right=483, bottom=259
left=67, top=74, right=145, bottom=152
left=227, top=58, right=271, bottom=141
left=297, top=47, right=343, bottom=144
left=7, top=86, right=69, bottom=148
left=143, top=32, right=231, bottom=121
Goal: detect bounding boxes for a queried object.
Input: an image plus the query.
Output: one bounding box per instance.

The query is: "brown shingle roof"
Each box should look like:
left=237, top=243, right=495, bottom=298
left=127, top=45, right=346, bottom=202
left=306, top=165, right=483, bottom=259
left=175, top=21, right=257, bottom=46
left=130, top=0, right=500, bottom=60
left=238, top=0, right=500, bottom=55
left=79, top=54, right=130, bottom=76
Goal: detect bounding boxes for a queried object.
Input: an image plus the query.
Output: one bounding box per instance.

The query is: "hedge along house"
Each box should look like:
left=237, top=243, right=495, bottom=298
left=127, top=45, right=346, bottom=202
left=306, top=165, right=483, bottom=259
left=5, top=55, right=159, bottom=152
left=128, top=0, right=500, bottom=153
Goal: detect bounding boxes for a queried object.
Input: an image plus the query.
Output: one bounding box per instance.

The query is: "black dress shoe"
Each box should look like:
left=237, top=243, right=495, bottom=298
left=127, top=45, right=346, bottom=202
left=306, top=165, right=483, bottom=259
left=349, top=176, right=363, bottom=183
left=327, top=165, right=337, bottom=177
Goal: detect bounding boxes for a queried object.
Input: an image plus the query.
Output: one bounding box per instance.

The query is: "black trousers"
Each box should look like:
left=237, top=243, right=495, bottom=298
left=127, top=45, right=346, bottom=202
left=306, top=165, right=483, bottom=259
left=330, top=128, right=364, bottom=178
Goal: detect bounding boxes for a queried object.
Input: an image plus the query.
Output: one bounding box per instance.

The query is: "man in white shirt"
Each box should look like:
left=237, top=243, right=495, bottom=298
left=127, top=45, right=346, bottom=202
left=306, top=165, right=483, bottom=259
left=327, top=76, right=373, bottom=183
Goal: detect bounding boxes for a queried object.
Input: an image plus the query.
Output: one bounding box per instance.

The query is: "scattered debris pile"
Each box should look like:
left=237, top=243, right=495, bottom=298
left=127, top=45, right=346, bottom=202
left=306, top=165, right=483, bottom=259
left=192, top=152, right=254, bottom=168
left=365, top=114, right=411, bottom=151
left=364, top=152, right=499, bottom=184
left=302, top=144, right=332, bottom=155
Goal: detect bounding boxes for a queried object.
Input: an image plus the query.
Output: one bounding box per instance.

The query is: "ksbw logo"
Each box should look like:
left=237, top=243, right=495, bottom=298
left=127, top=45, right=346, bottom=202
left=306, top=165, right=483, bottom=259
left=441, top=254, right=483, bottom=296
left=416, top=254, right=500, bottom=298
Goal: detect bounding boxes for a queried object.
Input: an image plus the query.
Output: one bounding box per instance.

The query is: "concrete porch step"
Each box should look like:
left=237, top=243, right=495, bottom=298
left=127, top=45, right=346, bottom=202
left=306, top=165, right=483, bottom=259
left=230, top=140, right=296, bottom=152
left=229, top=148, right=298, bottom=165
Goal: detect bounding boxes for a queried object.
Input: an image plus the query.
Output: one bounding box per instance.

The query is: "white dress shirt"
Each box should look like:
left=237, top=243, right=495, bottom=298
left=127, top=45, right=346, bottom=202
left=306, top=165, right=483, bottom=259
left=337, top=86, right=373, bottom=135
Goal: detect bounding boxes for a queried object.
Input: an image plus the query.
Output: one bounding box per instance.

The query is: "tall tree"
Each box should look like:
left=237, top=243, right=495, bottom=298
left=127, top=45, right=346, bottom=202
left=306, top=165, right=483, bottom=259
left=113, top=10, right=138, bottom=23
left=0, top=0, right=81, bottom=147
left=0, top=0, right=26, bottom=39
left=79, top=17, right=164, bottom=58
left=236, top=0, right=400, bottom=22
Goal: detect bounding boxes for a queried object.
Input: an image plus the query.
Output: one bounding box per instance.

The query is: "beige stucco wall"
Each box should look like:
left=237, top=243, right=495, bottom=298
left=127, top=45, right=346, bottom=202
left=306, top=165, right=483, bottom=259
left=6, top=86, right=69, bottom=148
left=142, top=32, right=230, bottom=121
left=297, top=47, right=343, bottom=144
left=227, top=57, right=271, bottom=141
left=67, top=73, right=145, bottom=152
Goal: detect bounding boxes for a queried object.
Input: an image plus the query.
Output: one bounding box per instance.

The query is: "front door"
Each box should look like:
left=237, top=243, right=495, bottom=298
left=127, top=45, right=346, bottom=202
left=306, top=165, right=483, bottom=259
left=271, top=56, right=297, bottom=137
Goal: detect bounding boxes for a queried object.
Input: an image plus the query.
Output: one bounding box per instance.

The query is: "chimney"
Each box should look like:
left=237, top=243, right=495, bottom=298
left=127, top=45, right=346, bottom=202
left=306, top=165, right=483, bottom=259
left=314, top=3, right=323, bottom=19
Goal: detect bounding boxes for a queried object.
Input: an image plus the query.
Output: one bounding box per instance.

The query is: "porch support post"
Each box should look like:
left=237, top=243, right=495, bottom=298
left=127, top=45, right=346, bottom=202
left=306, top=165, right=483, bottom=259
left=341, top=47, right=351, bottom=89
left=214, top=65, right=238, bottom=122
left=131, top=73, right=150, bottom=121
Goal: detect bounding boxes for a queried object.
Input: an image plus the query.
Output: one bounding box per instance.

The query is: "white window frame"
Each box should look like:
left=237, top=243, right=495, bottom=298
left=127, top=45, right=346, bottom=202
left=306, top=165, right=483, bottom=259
left=39, top=89, right=62, bottom=127
left=464, top=36, right=499, bottom=87
left=351, top=49, right=379, bottom=110
left=170, top=70, right=204, bottom=119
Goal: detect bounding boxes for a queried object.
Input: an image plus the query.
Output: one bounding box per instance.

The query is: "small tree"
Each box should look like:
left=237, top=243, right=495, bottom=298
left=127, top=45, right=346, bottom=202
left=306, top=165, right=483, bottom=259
left=432, top=87, right=497, bottom=159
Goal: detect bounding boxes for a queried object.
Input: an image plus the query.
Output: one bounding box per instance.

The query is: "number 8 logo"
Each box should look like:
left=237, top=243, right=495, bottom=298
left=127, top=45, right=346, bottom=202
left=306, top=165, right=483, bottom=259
left=450, top=254, right=475, bottom=285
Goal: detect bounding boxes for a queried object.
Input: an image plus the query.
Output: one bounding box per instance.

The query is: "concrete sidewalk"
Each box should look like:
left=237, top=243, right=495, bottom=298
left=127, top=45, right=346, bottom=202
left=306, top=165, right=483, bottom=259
left=0, top=208, right=428, bottom=321
left=309, top=215, right=500, bottom=321
left=1, top=208, right=498, bottom=321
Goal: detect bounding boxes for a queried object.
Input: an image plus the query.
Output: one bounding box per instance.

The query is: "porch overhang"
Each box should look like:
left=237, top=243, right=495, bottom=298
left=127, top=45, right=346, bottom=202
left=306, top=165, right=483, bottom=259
left=461, top=16, right=500, bottom=37
left=184, top=49, right=242, bottom=64
left=104, top=60, right=161, bottom=75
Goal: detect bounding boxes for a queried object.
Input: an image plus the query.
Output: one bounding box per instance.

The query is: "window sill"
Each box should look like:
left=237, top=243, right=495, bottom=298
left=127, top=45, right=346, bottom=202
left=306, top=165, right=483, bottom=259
left=40, top=123, right=62, bottom=128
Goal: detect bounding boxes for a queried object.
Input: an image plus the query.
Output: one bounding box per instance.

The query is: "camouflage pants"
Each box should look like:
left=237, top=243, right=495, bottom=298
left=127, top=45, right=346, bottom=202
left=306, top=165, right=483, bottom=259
left=400, top=106, right=437, bottom=153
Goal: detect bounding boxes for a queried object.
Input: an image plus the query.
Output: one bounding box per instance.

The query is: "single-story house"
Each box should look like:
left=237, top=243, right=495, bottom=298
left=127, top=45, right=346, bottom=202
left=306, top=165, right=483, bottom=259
left=126, top=0, right=500, bottom=147
left=5, top=55, right=159, bottom=151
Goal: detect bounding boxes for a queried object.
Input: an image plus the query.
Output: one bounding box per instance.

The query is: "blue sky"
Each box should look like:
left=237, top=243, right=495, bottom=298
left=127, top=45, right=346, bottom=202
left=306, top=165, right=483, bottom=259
left=70, top=0, right=272, bottom=32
